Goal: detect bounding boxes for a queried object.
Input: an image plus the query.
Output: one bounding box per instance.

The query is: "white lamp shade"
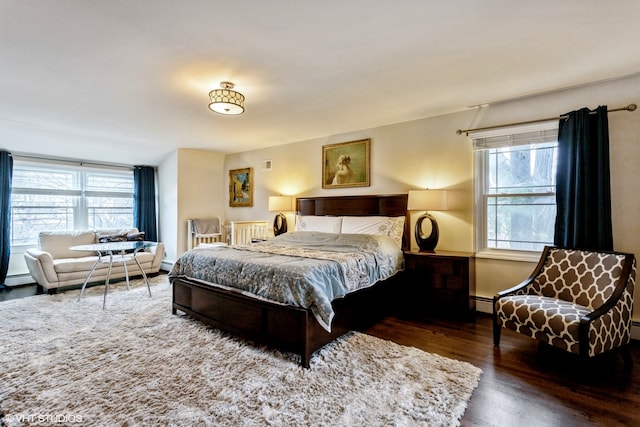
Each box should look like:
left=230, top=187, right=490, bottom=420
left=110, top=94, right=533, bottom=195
left=268, top=196, right=294, bottom=212
left=407, top=190, right=448, bottom=211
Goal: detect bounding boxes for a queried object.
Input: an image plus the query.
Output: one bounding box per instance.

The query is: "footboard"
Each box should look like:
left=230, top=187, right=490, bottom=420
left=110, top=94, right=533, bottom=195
left=172, top=269, right=407, bottom=368
left=172, top=277, right=348, bottom=368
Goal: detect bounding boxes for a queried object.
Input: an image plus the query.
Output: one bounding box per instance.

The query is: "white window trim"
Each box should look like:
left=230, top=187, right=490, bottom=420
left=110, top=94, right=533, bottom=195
left=11, top=160, right=134, bottom=248
left=472, top=121, right=559, bottom=261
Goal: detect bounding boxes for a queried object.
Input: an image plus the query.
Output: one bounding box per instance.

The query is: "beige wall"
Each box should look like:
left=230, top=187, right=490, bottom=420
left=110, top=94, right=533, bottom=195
left=158, top=148, right=225, bottom=263
left=219, top=74, right=640, bottom=321
left=223, top=112, right=476, bottom=251
left=471, top=74, right=640, bottom=306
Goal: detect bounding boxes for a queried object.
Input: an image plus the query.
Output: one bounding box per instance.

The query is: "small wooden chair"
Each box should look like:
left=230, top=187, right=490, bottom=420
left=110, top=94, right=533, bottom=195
left=187, top=217, right=223, bottom=250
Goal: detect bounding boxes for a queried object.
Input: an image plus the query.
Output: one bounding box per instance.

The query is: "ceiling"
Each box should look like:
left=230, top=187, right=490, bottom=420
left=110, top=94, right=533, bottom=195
left=2, top=1, right=640, bottom=166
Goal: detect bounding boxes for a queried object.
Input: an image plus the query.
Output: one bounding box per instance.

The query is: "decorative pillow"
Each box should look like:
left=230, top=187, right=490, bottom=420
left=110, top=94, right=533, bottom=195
left=294, top=215, right=342, bottom=234
left=340, top=216, right=406, bottom=248
left=97, top=232, right=129, bottom=243
left=127, top=231, right=146, bottom=241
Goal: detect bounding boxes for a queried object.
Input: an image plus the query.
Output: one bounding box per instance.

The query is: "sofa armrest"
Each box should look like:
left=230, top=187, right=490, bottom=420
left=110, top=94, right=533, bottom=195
left=24, top=249, right=58, bottom=288
left=147, top=242, right=165, bottom=272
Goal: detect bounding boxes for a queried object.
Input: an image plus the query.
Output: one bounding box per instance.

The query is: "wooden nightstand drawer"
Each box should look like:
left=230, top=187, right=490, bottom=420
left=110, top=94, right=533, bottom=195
left=403, top=250, right=476, bottom=321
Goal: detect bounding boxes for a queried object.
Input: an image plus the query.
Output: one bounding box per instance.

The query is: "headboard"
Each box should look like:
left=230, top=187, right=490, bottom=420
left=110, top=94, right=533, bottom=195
left=296, top=194, right=410, bottom=251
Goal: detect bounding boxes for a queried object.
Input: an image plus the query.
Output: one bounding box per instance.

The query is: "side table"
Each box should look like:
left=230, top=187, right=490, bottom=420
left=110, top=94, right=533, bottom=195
left=403, top=249, right=476, bottom=321
left=71, top=241, right=156, bottom=308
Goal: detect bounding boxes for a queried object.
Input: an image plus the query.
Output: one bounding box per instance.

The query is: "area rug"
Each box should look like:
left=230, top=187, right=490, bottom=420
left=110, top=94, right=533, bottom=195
left=0, top=276, right=482, bottom=426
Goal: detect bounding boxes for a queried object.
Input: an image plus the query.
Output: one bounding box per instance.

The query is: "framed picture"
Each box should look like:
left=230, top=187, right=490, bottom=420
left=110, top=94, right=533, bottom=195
left=229, top=167, right=253, bottom=207
left=322, top=139, right=370, bottom=189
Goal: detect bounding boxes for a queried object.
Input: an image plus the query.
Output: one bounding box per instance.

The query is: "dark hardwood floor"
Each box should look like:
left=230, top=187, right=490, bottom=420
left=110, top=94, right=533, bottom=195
left=366, top=314, right=640, bottom=427
left=0, top=283, right=42, bottom=301
left=3, top=281, right=638, bottom=426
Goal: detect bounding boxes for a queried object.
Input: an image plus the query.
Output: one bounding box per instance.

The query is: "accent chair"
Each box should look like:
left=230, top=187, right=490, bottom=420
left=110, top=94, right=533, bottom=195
left=493, top=246, right=635, bottom=361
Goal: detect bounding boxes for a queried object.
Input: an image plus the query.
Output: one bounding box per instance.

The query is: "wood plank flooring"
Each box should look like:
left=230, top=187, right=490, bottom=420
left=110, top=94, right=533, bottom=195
left=365, top=314, right=640, bottom=427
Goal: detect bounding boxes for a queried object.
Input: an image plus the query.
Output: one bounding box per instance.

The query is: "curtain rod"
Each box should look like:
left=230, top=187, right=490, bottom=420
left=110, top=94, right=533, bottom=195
left=456, top=103, right=637, bottom=136
left=11, top=151, right=135, bottom=171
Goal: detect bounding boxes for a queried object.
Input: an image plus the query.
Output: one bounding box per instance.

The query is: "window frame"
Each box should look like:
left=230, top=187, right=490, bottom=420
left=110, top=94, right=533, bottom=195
left=10, top=159, right=135, bottom=250
left=472, top=122, right=559, bottom=262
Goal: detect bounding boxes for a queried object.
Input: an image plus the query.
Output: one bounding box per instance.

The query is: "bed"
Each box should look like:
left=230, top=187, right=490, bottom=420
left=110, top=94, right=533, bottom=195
left=170, top=194, right=410, bottom=367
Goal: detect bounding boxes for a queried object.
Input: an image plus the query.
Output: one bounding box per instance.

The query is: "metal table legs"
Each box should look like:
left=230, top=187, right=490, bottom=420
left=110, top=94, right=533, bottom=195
left=77, top=249, right=151, bottom=308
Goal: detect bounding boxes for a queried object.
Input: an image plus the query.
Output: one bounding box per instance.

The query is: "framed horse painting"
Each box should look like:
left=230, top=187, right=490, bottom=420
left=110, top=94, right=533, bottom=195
left=322, top=139, right=370, bottom=189
left=229, top=167, right=253, bottom=207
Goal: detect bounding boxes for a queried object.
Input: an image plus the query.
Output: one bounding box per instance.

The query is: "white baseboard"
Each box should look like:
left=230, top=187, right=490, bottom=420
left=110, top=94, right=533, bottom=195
left=474, top=296, right=640, bottom=341
left=475, top=296, right=493, bottom=315
left=5, top=274, right=36, bottom=287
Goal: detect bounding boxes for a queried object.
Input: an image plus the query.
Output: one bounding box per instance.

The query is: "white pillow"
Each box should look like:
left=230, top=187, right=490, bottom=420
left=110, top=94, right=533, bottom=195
left=294, top=215, right=343, bottom=234
left=340, top=216, right=406, bottom=248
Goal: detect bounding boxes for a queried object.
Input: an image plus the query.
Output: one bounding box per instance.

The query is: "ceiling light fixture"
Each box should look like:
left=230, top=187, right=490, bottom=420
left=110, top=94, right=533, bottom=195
left=208, top=81, right=245, bottom=115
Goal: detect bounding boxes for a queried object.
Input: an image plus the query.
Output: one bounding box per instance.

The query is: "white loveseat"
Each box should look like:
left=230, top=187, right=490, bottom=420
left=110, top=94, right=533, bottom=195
left=24, top=228, right=165, bottom=293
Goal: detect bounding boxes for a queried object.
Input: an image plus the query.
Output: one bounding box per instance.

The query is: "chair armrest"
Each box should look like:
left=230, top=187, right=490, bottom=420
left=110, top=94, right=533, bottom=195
left=147, top=242, right=165, bottom=271
left=495, top=276, right=536, bottom=299
left=494, top=246, right=554, bottom=302
left=582, top=254, right=635, bottom=323
left=578, top=255, right=636, bottom=356
left=24, top=249, right=58, bottom=287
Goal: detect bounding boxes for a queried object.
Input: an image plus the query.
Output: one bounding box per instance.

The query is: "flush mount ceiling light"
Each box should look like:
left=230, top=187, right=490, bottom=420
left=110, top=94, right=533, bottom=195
left=208, top=81, right=245, bottom=115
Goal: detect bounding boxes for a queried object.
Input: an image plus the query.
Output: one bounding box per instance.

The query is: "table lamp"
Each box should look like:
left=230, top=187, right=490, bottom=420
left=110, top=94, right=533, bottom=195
left=407, top=189, right=448, bottom=252
left=268, top=196, right=294, bottom=236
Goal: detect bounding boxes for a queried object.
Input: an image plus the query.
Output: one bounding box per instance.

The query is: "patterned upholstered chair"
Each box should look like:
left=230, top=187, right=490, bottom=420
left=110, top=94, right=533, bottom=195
left=493, top=246, right=636, bottom=360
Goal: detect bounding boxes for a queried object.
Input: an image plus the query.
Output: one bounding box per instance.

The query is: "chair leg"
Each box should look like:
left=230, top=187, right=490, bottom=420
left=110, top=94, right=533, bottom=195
left=621, top=344, right=633, bottom=367
left=493, top=318, right=502, bottom=347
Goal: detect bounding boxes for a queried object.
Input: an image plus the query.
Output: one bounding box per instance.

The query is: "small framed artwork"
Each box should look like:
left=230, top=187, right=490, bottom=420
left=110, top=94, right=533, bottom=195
left=229, top=167, right=253, bottom=207
left=322, top=138, right=370, bottom=189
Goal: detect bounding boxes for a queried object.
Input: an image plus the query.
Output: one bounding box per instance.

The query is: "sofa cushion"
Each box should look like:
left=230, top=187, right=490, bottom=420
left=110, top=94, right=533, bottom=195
left=97, top=232, right=129, bottom=243
left=39, top=231, right=96, bottom=259
left=53, top=256, right=103, bottom=273
left=95, top=228, right=139, bottom=243
left=53, top=252, right=156, bottom=274
left=126, top=231, right=145, bottom=241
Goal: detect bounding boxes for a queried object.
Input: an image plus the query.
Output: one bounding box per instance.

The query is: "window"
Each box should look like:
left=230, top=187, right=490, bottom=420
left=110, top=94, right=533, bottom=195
left=11, top=160, right=134, bottom=247
left=473, top=123, right=558, bottom=255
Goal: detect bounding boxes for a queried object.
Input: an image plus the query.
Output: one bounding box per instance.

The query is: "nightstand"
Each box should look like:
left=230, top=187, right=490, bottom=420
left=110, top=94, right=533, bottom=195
left=403, top=250, right=476, bottom=321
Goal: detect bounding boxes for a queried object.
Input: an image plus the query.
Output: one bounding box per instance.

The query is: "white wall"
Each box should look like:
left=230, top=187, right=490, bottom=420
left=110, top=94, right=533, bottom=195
left=158, top=150, right=178, bottom=267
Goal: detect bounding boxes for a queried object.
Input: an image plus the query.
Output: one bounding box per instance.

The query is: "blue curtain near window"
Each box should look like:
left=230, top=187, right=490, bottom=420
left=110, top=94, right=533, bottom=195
left=554, top=106, right=612, bottom=251
left=0, top=150, right=13, bottom=289
left=133, top=165, right=157, bottom=242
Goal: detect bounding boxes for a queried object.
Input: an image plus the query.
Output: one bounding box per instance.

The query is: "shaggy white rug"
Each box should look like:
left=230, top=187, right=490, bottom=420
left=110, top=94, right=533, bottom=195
left=0, top=276, right=482, bottom=426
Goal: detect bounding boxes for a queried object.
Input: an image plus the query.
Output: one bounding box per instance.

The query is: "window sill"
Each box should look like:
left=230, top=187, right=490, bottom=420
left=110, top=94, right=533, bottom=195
left=475, top=249, right=541, bottom=263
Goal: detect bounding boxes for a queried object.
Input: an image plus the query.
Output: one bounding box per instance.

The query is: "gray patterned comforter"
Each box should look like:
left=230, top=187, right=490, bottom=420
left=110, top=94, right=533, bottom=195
left=169, top=231, right=404, bottom=331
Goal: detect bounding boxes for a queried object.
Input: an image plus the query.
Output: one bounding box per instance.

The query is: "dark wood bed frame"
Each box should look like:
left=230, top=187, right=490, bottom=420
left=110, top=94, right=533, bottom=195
left=171, top=194, right=410, bottom=368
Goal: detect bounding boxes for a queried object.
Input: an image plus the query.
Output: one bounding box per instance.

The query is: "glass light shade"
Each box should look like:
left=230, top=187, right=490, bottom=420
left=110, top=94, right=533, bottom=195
left=208, top=82, right=245, bottom=115
left=268, top=196, right=294, bottom=212
left=407, top=190, right=448, bottom=211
